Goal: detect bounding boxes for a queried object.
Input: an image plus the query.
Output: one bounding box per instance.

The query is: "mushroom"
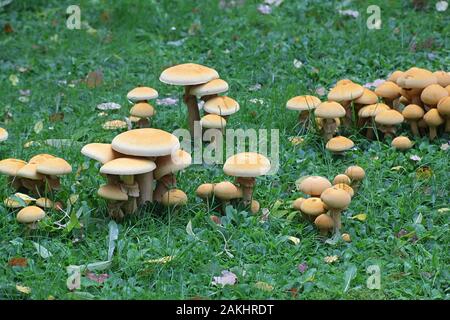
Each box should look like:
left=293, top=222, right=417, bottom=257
left=127, top=86, right=158, bottom=102
left=292, top=197, right=305, bottom=210
left=375, top=81, right=401, bottom=109
left=358, top=103, right=390, bottom=138
left=299, top=197, right=326, bottom=222
left=297, top=176, right=332, bottom=197
left=100, top=157, right=156, bottom=215
left=423, top=108, right=444, bottom=140
left=402, top=104, right=425, bottom=136
left=161, top=189, right=188, bottom=207
left=0, top=158, right=27, bottom=190
left=36, top=157, right=72, bottom=192
left=353, top=88, right=379, bottom=113
left=35, top=197, right=54, bottom=209
left=320, top=186, right=351, bottom=236
left=447, top=85, right=450, bottom=95
left=286, top=95, right=321, bottom=126
left=213, top=181, right=243, bottom=212
left=196, top=183, right=215, bottom=199
left=203, top=96, right=239, bottom=120
left=388, top=70, right=404, bottom=83
left=420, top=84, right=448, bottom=109
left=0, top=127, right=8, bottom=142
left=344, top=166, right=365, bottom=192
left=327, top=81, right=364, bottom=125
left=437, top=96, right=450, bottom=132
left=332, top=174, right=351, bottom=185
left=129, top=102, right=155, bottom=128
left=396, top=67, right=438, bottom=106
left=102, top=120, right=128, bottom=130
left=200, top=114, right=226, bottom=144
left=16, top=163, right=45, bottom=195
left=159, top=63, right=219, bottom=135
left=98, top=183, right=128, bottom=220
left=314, top=214, right=334, bottom=237
left=190, top=78, right=229, bottom=102
left=325, top=136, right=354, bottom=155
left=153, top=174, right=177, bottom=203
left=314, top=101, right=346, bottom=141
left=111, top=128, right=181, bottom=204
left=250, top=199, right=260, bottom=214
left=374, top=109, right=404, bottom=138
left=433, top=71, right=450, bottom=87
left=17, top=206, right=45, bottom=229
left=81, top=143, right=123, bottom=184
left=333, top=183, right=355, bottom=198
left=223, top=152, right=271, bottom=206
left=392, top=136, right=413, bottom=151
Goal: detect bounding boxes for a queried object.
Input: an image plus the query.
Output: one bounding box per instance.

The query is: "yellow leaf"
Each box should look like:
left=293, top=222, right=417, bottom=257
left=255, top=281, right=274, bottom=292
left=351, top=213, right=367, bottom=221
left=146, top=256, right=174, bottom=264
left=69, top=194, right=79, bottom=205
left=324, top=255, right=339, bottom=264
left=288, top=136, right=304, bottom=146
left=437, top=208, right=449, bottom=213
left=391, top=166, right=404, bottom=171
left=9, top=74, right=19, bottom=86
left=16, top=284, right=31, bottom=294
left=288, top=236, right=300, bottom=245
left=34, top=120, right=44, bottom=134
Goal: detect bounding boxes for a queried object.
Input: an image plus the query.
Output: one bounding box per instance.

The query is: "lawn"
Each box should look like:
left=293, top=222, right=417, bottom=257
left=0, top=0, right=449, bottom=300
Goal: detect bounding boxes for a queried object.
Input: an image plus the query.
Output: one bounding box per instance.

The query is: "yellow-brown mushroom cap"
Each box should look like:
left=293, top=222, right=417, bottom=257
left=0, top=158, right=27, bottom=176
left=433, top=71, right=450, bottom=87
left=190, top=78, right=229, bottom=96
left=402, top=104, right=425, bottom=120
left=423, top=108, right=444, bottom=127
left=375, top=81, right=402, bottom=99
left=344, top=166, right=365, bottom=181
left=28, top=154, right=55, bottom=164
left=320, top=187, right=351, bottom=210
left=223, top=152, right=271, bottom=178
left=334, top=183, right=355, bottom=198
left=292, top=197, right=305, bottom=210
left=358, top=103, right=390, bottom=118
left=196, top=183, right=215, bottom=199
left=161, top=189, right=188, bottom=206
left=126, top=86, right=158, bottom=102
left=17, top=206, right=45, bottom=223
left=154, top=149, right=192, bottom=180
left=326, top=136, right=355, bottom=152
left=81, top=143, right=121, bottom=164
left=353, top=88, right=378, bottom=105
left=437, top=96, right=450, bottom=117
left=100, top=157, right=156, bottom=176
left=314, top=214, right=334, bottom=230
left=375, top=109, right=404, bottom=126
left=315, top=101, right=346, bottom=119
left=328, top=82, right=364, bottom=102
left=333, top=174, right=351, bottom=185
left=392, top=136, right=413, bottom=151
left=420, top=84, right=448, bottom=105
left=213, top=181, right=243, bottom=200
left=98, top=184, right=128, bottom=201
left=396, top=67, right=437, bottom=89
left=300, top=197, right=326, bottom=216
left=286, top=95, right=321, bottom=111
left=35, top=197, right=54, bottom=209
left=203, top=96, right=240, bottom=116
left=159, top=63, right=219, bottom=86
left=130, top=102, right=155, bottom=118
left=200, top=114, right=227, bottom=129
left=0, top=127, right=8, bottom=142
left=36, top=158, right=72, bottom=176
left=297, top=176, right=332, bottom=197
left=388, top=71, right=404, bottom=83
left=17, top=163, right=44, bottom=180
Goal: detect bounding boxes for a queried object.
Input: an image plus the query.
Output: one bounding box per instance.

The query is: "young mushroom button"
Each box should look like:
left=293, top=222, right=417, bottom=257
left=17, top=206, right=45, bottom=229
left=326, top=136, right=355, bottom=154
left=223, top=152, right=271, bottom=206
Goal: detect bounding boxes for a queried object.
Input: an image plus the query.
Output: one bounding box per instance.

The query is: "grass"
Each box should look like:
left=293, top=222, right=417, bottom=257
left=0, top=0, right=449, bottom=300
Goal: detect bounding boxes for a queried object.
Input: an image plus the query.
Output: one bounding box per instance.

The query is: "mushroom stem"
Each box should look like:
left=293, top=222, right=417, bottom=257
left=184, top=86, right=201, bottom=136
left=322, top=119, right=337, bottom=141
left=445, top=119, right=450, bottom=132
left=298, top=111, right=309, bottom=125
left=120, top=175, right=138, bottom=215
left=329, top=209, right=342, bottom=236
left=108, top=201, right=125, bottom=221
left=136, top=171, right=154, bottom=205
left=106, top=174, right=120, bottom=185
left=429, top=126, right=438, bottom=140
left=409, top=121, right=420, bottom=136
left=137, top=118, right=150, bottom=128
left=154, top=174, right=176, bottom=203
left=236, top=177, right=255, bottom=206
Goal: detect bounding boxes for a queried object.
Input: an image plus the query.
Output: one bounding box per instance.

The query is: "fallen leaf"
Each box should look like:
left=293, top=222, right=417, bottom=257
left=343, top=265, right=357, bottom=293
left=9, top=74, right=19, bottom=86
left=49, top=112, right=64, bottom=122
left=248, top=83, right=261, bottom=91
left=391, top=166, right=405, bottom=171
left=32, top=242, right=52, bottom=259
left=338, top=9, right=359, bottom=18
left=97, top=102, right=121, bottom=110
left=156, top=97, right=178, bottom=106
left=288, top=236, right=300, bottom=245
left=265, top=0, right=283, bottom=6
left=86, top=70, right=103, bottom=88
left=146, top=256, right=174, bottom=264
left=437, top=208, right=449, bottom=213
left=68, top=194, right=79, bottom=205
left=324, top=255, right=339, bottom=264
left=16, top=284, right=31, bottom=294
left=255, top=281, right=274, bottom=292
left=167, top=38, right=186, bottom=47
left=18, top=96, right=29, bottom=103
left=351, top=213, right=367, bottom=222
left=212, top=270, right=237, bottom=286
left=410, top=154, right=422, bottom=162
left=186, top=220, right=196, bottom=237
left=107, top=221, right=119, bottom=261
left=85, top=272, right=109, bottom=284
left=3, top=22, right=13, bottom=33
left=66, top=265, right=81, bottom=291
left=293, top=59, right=303, bottom=68
left=8, top=257, right=28, bottom=267
left=33, top=120, right=44, bottom=134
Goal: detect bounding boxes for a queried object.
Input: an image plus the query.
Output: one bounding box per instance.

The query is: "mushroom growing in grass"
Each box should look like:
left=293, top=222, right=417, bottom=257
left=35, top=197, right=54, bottom=209
left=102, top=120, right=128, bottom=130
left=196, top=183, right=216, bottom=208
left=402, top=104, right=424, bottom=136
left=81, top=143, right=123, bottom=185
left=388, top=70, right=404, bottom=83
left=292, top=197, right=305, bottom=211
left=314, top=214, right=334, bottom=237
left=161, top=189, right=188, bottom=207
left=320, top=187, right=351, bottom=236
left=297, top=176, right=332, bottom=197
left=300, top=197, right=326, bottom=222
left=286, top=95, right=321, bottom=126
left=353, top=88, right=378, bottom=112
left=200, top=114, right=226, bottom=143
left=159, top=63, right=219, bottom=135
left=16, top=163, right=45, bottom=195
left=98, top=183, right=128, bottom=220
left=129, top=102, right=155, bottom=128
left=0, top=127, right=8, bottom=142
left=190, top=78, right=229, bottom=102
left=375, top=81, right=401, bottom=108
left=36, top=157, right=72, bottom=192
left=100, top=157, right=156, bottom=215
left=392, top=136, right=413, bottom=151
left=326, top=136, right=354, bottom=155
left=423, top=108, right=444, bottom=141
left=420, top=84, right=448, bottom=109
left=213, top=181, right=243, bottom=212
left=153, top=174, right=177, bottom=203
left=344, top=166, right=365, bottom=192
left=111, top=128, right=181, bottom=204
left=396, top=67, right=437, bottom=106
left=333, top=183, right=354, bottom=198
left=203, top=96, right=240, bottom=120
left=437, top=96, right=450, bottom=132
left=127, top=86, right=158, bottom=103
left=17, top=206, right=45, bottom=229
left=0, top=158, right=27, bottom=190
left=374, top=109, right=404, bottom=138
left=223, top=152, right=271, bottom=206
left=358, top=103, right=390, bottom=139
left=333, top=174, right=351, bottom=185
left=314, top=101, right=346, bottom=141
left=327, top=81, right=364, bottom=124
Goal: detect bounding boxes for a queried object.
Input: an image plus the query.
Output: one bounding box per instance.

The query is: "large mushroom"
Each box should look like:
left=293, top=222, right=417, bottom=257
left=420, top=84, right=448, bottom=109
left=81, top=143, right=122, bottom=184
left=0, top=127, right=8, bottom=142
left=396, top=67, right=438, bottom=106
left=314, top=101, right=346, bottom=141
left=0, top=158, right=27, bottom=190
left=223, top=152, right=271, bottom=206
left=374, top=109, right=404, bottom=138
left=358, top=103, right=390, bottom=138
left=159, top=63, right=219, bottom=135
left=402, top=104, right=425, bottom=136
left=203, top=96, right=239, bottom=120
left=375, top=81, right=401, bottom=109
left=17, top=206, right=45, bottom=229
left=327, top=81, right=364, bottom=125
left=36, top=157, right=72, bottom=192
left=299, top=197, right=326, bottom=222
left=423, top=108, right=444, bottom=140
left=286, top=95, right=321, bottom=126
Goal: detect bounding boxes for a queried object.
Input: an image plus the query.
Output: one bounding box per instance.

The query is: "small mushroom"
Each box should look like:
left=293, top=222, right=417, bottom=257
left=344, top=166, right=365, bottom=192
left=297, top=176, right=332, bottom=197
left=402, top=104, right=425, bottom=136
left=0, top=158, right=27, bottom=190
left=153, top=174, right=177, bottom=203
left=314, top=214, right=334, bottom=237
left=320, top=187, right=351, bottom=236
left=353, top=88, right=379, bottom=114
left=17, top=206, right=45, bottom=229
left=250, top=199, right=260, bottom=214
left=387, top=70, right=404, bottom=83
left=358, top=103, right=390, bottom=138
left=36, top=157, right=72, bottom=192
left=300, top=197, right=326, bottom=222
left=420, top=84, right=448, bottom=109
left=160, top=63, right=219, bottom=135
left=433, top=71, right=450, bottom=87
left=161, top=189, right=188, bottom=207
left=196, top=183, right=215, bottom=199
left=200, top=114, right=226, bottom=144
left=213, top=181, right=242, bottom=212
left=190, top=78, right=229, bottom=102
left=102, top=120, right=128, bottom=130
left=328, top=81, right=364, bottom=125
left=374, top=109, right=404, bottom=138
left=98, top=183, right=128, bottom=220
left=0, top=127, right=8, bottom=142
left=392, top=136, right=413, bottom=151
left=423, top=108, right=444, bottom=140
left=314, top=101, right=346, bottom=141
left=286, top=95, right=321, bottom=126
left=333, top=174, right=351, bottom=185
left=326, top=136, right=354, bottom=155
left=203, top=96, right=240, bottom=120
left=223, top=152, right=271, bottom=206
left=437, top=96, right=450, bottom=132
left=375, top=81, right=401, bottom=108
left=292, top=197, right=305, bottom=210
left=35, top=197, right=54, bottom=209
left=130, top=102, right=155, bottom=128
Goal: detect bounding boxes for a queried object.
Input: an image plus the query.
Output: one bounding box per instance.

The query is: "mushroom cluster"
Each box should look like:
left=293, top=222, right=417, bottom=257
left=293, top=165, right=365, bottom=239
left=196, top=152, right=270, bottom=215
left=0, top=154, right=72, bottom=229
left=81, top=128, right=191, bottom=220
left=160, top=63, right=238, bottom=139
left=126, top=86, right=158, bottom=128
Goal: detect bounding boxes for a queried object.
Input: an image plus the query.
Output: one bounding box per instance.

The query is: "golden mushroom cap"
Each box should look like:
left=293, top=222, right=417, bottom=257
left=213, top=181, right=243, bottom=200
left=297, top=176, right=332, bottom=197
left=326, top=136, right=355, bottom=153
left=328, top=82, right=364, bottom=102
left=286, top=95, right=321, bottom=111
left=300, top=197, right=326, bottom=217
left=375, top=109, right=404, bottom=126
left=196, top=183, right=215, bottom=199
left=437, top=96, right=450, bottom=116
left=344, top=166, right=365, bottom=181
left=423, top=108, right=444, bottom=127
left=223, top=152, right=271, bottom=178
left=402, top=104, right=425, bottom=120
left=333, top=174, right=351, bottom=185
left=190, top=78, right=229, bottom=96
left=160, top=63, right=219, bottom=86
left=314, top=214, right=334, bottom=230
left=420, top=84, right=448, bottom=105
left=127, top=86, right=158, bottom=102
left=161, top=189, right=188, bottom=206
left=392, top=136, right=413, bottom=151
left=315, top=101, right=346, bottom=119
left=17, top=206, right=45, bottom=223
left=320, top=187, right=351, bottom=210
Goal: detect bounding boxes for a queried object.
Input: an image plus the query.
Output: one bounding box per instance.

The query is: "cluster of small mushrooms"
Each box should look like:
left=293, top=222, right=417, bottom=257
left=0, top=154, right=72, bottom=228
left=196, top=152, right=271, bottom=215
left=292, top=165, right=365, bottom=240
left=287, top=67, right=449, bottom=153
